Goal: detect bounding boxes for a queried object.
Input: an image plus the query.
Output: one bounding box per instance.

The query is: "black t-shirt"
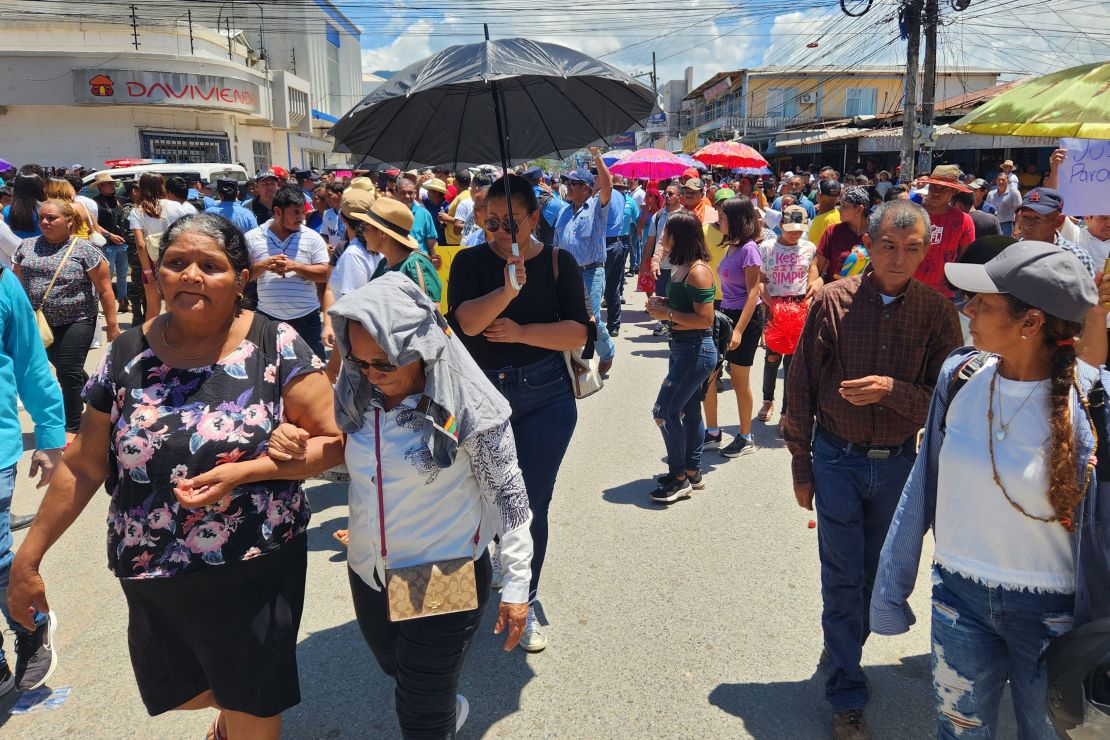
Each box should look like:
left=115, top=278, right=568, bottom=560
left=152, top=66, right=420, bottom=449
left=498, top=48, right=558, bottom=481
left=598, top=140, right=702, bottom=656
left=447, top=243, right=589, bottom=371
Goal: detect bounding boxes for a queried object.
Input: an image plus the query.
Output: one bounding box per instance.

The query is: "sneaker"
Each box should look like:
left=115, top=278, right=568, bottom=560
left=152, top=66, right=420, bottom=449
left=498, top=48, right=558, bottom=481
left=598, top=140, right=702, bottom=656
left=703, top=430, right=722, bottom=450
left=456, top=694, right=470, bottom=733
left=652, top=323, right=668, bottom=336
left=10, top=512, right=34, bottom=532
left=650, top=476, right=692, bottom=504
left=687, top=471, right=706, bottom=490
left=832, top=709, right=870, bottom=740
left=721, top=436, right=756, bottom=458
left=0, top=660, right=13, bottom=698
left=520, top=606, right=547, bottom=653
left=15, top=610, right=57, bottom=692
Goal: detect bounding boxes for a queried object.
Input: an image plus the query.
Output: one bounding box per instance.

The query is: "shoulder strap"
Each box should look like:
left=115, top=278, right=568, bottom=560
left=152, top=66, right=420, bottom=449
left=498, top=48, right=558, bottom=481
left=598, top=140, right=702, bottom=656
left=415, top=255, right=427, bottom=293
left=551, top=245, right=559, bottom=281
left=39, top=238, right=78, bottom=309
left=941, top=351, right=989, bottom=430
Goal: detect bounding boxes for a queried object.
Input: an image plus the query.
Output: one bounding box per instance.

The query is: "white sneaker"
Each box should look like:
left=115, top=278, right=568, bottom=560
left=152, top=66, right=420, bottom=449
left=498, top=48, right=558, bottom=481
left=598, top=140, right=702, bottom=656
left=455, top=694, right=469, bottom=733
left=520, top=606, right=548, bottom=653
left=489, top=542, right=503, bottom=590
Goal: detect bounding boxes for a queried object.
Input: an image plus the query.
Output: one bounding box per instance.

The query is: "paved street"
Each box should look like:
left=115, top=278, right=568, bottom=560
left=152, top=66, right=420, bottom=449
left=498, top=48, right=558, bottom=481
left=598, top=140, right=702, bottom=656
left=0, top=304, right=1015, bottom=739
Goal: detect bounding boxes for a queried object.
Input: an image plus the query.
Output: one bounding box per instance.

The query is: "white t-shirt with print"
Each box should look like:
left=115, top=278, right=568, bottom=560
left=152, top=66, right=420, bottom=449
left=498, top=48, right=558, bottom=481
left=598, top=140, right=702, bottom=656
left=329, top=239, right=382, bottom=301
left=759, top=236, right=817, bottom=297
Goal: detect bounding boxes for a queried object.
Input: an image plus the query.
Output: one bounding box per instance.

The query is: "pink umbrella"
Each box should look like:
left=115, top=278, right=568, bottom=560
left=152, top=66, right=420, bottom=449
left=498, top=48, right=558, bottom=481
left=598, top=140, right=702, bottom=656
left=692, top=141, right=770, bottom=172
left=609, top=148, right=689, bottom=180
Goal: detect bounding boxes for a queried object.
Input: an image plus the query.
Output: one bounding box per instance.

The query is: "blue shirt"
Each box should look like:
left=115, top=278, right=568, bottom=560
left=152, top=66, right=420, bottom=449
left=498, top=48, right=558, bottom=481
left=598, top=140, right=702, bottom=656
left=534, top=186, right=568, bottom=227
left=554, top=195, right=610, bottom=267
left=606, top=189, right=626, bottom=239
left=206, top=201, right=259, bottom=235
left=187, top=190, right=218, bottom=209
left=2, top=205, right=40, bottom=240
left=0, top=268, right=65, bottom=468
left=622, top=193, right=641, bottom=237
left=771, top=194, right=816, bottom=219
left=410, top=203, right=438, bottom=254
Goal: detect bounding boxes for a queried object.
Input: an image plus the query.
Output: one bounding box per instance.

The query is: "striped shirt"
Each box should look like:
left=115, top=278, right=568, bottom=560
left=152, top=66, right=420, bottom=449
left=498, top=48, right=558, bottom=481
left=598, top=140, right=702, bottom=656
left=245, top=221, right=329, bottom=320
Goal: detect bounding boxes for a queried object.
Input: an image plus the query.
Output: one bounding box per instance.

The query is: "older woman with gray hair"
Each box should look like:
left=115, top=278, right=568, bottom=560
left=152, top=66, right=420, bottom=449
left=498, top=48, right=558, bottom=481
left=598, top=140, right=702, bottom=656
left=267, top=272, right=534, bottom=738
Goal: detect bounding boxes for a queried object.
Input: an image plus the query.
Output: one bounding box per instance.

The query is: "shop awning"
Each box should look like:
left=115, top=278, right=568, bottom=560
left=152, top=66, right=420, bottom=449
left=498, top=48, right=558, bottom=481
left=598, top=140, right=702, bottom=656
left=773, top=128, right=870, bottom=149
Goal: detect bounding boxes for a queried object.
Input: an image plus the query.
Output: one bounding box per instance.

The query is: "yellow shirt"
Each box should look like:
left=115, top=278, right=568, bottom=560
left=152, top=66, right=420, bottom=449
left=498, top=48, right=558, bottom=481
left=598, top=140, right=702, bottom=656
left=443, top=190, right=471, bottom=246
left=808, top=208, right=841, bottom=245
left=704, top=223, right=725, bottom=301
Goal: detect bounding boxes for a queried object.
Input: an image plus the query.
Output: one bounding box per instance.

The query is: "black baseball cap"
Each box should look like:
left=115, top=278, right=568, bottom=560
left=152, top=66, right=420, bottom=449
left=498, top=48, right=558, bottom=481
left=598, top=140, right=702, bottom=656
left=819, top=179, right=843, bottom=197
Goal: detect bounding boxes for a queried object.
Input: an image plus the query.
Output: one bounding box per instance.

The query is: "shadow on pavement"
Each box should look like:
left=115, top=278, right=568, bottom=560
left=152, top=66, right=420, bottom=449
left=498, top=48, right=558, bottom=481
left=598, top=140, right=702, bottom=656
left=630, top=348, right=672, bottom=359
left=709, top=654, right=933, bottom=740
left=286, top=593, right=536, bottom=739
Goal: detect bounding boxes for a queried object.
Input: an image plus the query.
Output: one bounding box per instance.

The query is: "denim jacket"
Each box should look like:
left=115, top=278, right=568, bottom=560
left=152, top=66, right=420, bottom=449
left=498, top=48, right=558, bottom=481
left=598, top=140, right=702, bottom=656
left=871, top=347, right=1110, bottom=635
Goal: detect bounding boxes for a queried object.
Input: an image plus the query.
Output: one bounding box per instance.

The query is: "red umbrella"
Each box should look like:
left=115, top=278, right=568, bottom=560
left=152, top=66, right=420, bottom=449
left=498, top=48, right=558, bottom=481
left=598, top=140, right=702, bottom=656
left=692, top=141, right=770, bottom=172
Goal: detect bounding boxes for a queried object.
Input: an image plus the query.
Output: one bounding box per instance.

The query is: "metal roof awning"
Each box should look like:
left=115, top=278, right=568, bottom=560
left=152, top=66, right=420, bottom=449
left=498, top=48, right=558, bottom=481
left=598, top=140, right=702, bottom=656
left=858, top=124, right=1059, bottom=153
left=774, top=128, right=869, bottom=149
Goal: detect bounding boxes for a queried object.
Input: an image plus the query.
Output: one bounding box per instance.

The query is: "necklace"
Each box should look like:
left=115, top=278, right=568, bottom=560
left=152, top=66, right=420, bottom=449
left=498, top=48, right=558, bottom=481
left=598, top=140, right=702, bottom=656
left=986, top=366, right=1096, bottom=527
left=159, top=314, right=236, bottom=362
left=991, top=365, right=1043, bottom=441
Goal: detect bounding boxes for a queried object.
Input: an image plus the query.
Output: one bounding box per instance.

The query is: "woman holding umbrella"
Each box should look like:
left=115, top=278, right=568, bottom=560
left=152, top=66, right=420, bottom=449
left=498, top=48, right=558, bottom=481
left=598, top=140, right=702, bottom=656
left=448, top=173, right=589, bottom=652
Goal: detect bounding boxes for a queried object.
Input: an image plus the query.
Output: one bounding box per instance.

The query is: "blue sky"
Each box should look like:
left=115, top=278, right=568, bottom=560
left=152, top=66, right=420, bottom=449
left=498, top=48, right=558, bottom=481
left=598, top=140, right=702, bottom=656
left=344, top=0, right=1109, bottom=92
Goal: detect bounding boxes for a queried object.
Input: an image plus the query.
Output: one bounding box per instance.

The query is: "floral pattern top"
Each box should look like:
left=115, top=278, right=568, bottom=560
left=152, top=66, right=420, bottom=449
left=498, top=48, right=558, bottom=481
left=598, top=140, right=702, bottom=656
left=83, top=313, right=326, bottom=579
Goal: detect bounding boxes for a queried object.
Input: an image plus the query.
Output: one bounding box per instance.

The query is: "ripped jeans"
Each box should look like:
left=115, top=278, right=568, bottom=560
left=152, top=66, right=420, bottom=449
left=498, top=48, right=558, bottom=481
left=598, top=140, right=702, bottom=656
left=653, top=331, right=717, bottom=475
left=930, top=564, right=1074, bottom=739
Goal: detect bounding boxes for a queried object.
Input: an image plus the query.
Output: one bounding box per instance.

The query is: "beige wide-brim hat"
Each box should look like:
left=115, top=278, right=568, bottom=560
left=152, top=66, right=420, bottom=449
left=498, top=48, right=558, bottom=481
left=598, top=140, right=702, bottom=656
left=355, top=197, right=420, bottom=251
left=424, top=178, right=448, bottom=195
left=349, top=176, right=375, bottom=192
left=94, top=172, right=115, bottom=184
left=918, top=164, right=971, bottom=193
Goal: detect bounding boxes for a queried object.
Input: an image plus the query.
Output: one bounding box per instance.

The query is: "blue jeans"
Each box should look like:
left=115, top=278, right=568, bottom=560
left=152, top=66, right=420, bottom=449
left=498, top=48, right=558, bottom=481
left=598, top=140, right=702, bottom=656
left=653, top=332, right=717, bottom=475
left=104, top=243, right=129, bottom=299
left=0, top=464, right=42, bottom=650
left=628, top=229, right=642, bottom=272
left=999, top=221, right=1014, bottom=237
left=931, top=565, right=1072, bottom=739
left=604, top=242, right=629, bottom=334
left=812, top=428, right=916, bottom=711
left=486, top=354, right=577, bottom=602
left=582, top=266, right=616, bottom=362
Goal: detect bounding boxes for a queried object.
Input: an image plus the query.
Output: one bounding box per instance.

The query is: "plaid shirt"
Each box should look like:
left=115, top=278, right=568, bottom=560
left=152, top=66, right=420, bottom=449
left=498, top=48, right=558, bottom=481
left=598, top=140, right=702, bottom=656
left=784, top=272, right=963, bottom=486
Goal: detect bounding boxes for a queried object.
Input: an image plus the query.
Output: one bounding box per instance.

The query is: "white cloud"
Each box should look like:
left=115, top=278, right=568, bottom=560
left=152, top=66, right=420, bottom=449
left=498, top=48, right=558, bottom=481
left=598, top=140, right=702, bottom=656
left=360, top=20, right=435, bottom=73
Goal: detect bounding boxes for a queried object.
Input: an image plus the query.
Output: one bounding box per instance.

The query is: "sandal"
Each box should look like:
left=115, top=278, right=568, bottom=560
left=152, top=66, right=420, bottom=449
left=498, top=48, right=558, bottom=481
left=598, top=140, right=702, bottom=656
left=757, top=402, right=774, bottom=423
left=207, top=712, right=227, bottom=740
left=333, top=529, right=350, bottom=547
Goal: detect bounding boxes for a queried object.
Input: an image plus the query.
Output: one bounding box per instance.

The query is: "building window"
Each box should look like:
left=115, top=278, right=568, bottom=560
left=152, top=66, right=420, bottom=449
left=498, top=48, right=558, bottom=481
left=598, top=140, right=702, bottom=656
left=326, top=23, right=342, bottom=117
left=253, top=141, right=272, bottom=173
left=140, top=131, right=230, bottom=163
left=845, top=87, right=878, bottom=116
left=307, top=151, right=326, bottom=170
left=766, top=87, right=799, bottom=118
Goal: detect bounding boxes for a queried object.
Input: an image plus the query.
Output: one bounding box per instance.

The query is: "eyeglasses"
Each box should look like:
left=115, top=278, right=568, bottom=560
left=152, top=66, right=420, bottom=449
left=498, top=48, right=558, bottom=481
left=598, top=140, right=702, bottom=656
left=484, top=216, right=521, bottom=233
left=345, top=352, right=398, bottom=373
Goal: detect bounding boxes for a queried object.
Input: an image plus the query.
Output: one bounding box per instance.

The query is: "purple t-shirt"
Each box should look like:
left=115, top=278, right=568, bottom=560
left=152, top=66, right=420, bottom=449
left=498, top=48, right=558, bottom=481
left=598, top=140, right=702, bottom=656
left=718, top=239, right=762, bottom=310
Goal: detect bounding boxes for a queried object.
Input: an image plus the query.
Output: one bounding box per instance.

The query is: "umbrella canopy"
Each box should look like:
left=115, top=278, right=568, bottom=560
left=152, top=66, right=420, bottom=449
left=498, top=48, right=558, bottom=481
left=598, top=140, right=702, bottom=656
left=610, top=148, right=689, bottom=179
left=602, top=149, right=634, bottom=166
left=692, top=141, right=771, bottom=172
left=676, top=154, right=707, bottom=172
left=0, top=159, right=12, bottom=172
left=951, top=62, right=1110, bottom=139
left=330, top=37, right=657, bottom=169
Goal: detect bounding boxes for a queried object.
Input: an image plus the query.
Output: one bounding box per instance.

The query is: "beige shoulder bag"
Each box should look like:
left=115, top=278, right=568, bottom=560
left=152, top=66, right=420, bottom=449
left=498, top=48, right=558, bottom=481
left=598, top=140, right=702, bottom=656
left=35, top=237, right=78, bottom=349
left=551, top=247, right=603, bottom=399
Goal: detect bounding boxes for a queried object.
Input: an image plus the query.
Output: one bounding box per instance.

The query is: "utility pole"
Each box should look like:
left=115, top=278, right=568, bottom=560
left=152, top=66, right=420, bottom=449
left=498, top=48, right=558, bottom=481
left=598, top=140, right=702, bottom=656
left=918, top=0, right=940, bottom=174
left=898, top=0, right=921, bottom=183
left=651, top=52, right=658, bottom=96
left=227, top=17, right=233, bottom=61
left=187, top=10, right=194, bottom=55
left=129, top=5, right=140, bottom=51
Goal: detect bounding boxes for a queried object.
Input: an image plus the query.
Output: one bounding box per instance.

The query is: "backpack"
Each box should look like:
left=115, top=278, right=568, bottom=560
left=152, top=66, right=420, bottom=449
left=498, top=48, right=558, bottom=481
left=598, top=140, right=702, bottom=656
left=535, top=191, right=557, bottom=247
left=701, top=310, right=734, bottom=398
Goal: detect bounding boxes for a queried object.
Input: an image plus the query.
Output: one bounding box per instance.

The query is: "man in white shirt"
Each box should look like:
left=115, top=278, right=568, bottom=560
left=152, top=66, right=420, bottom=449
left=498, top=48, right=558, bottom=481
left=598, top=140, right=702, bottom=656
left=1045, top=146, right=1110, bottom=264
left=245, top=186, right=330, bottom=359
left=320, top=182, right=346, bottom=255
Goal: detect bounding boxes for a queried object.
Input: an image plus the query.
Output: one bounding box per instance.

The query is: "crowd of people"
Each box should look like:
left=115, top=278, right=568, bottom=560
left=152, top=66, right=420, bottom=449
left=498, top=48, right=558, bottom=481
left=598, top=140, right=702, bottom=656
left=0, top=144, right=1107, bottom=739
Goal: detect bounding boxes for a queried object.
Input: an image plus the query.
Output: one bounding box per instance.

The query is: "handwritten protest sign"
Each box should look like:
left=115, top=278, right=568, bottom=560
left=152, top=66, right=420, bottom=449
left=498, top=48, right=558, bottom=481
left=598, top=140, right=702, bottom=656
left=1057, top=138, right=1110, bottom=217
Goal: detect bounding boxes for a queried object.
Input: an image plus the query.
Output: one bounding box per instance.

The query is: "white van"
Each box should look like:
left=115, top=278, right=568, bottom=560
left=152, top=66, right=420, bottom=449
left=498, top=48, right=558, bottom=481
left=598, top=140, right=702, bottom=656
left=81, top=162, right=249, bottom=194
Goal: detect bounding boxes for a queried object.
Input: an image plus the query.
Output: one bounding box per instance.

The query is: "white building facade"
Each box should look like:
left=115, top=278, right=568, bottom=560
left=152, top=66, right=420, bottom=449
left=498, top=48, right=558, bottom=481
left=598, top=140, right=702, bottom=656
left=0, top=0, right=364, bottom=170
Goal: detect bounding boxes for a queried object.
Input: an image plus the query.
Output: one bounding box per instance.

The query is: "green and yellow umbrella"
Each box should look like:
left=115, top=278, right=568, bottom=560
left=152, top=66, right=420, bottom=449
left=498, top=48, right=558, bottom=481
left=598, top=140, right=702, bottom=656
left=952, top=61, right=1110, bottom=140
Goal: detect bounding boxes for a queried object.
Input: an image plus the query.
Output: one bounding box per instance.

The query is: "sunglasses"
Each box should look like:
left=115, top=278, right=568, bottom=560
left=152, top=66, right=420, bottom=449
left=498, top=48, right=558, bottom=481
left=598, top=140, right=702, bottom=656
left=484, top=216, right=521, bottom=233
left=665, top=191, right=679, bottom=197
left=345, top=352, right=398, bottom=373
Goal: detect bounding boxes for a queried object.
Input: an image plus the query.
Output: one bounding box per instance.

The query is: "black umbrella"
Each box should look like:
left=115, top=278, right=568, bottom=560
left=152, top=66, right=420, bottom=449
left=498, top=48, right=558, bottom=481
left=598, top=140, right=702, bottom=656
left=330, top=33, right=657, bottom=171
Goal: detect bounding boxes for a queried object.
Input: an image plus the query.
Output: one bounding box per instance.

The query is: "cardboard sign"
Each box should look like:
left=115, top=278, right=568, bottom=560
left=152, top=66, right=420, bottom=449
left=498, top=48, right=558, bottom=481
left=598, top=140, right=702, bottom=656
left=1057, top=138, right=1110, bottom=217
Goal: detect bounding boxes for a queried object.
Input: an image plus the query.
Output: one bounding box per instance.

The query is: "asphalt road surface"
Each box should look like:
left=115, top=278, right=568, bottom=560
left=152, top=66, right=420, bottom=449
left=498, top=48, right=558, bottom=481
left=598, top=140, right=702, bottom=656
left=1, top=304, right=1018, bottom=739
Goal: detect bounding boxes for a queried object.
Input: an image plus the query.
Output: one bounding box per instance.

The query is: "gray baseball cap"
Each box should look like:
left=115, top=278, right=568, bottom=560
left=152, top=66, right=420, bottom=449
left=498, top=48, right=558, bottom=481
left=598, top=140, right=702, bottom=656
left=944, top=240, right=1097, bottom=323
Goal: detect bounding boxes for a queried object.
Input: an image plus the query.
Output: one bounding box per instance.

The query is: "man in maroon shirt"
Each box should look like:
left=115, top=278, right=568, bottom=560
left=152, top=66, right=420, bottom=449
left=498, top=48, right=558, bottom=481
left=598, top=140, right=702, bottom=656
left=785, top=199, right=962, bottom=740
left=915, top=165, right=976, bottom=298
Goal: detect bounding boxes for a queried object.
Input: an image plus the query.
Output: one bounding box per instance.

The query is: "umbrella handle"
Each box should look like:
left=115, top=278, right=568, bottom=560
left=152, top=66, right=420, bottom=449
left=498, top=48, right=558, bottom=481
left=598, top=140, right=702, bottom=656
left=508, top=241, right=522, bottom=291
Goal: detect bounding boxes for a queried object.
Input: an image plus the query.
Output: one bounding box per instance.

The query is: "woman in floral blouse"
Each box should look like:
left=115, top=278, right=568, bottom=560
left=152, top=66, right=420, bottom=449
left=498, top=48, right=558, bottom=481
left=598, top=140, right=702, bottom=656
left=9, top=213, right=343, bottom=740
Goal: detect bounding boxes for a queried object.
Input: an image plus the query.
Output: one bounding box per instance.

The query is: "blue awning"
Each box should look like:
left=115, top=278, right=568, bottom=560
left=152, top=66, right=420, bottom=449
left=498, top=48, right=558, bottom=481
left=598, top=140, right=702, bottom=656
left=312, top=109, right=339, bottom=124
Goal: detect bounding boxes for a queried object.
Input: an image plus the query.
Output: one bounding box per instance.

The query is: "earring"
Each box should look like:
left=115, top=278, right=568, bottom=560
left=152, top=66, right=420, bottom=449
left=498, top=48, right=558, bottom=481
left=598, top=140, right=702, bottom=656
left=1021, top=335, right=1028, bottom=340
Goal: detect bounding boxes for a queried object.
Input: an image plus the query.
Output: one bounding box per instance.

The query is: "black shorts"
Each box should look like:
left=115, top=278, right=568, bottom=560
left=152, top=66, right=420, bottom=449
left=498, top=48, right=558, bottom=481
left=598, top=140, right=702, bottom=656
left=120, top=534, right=308, bottom=717
left=722, top=307, right=763, bottom=367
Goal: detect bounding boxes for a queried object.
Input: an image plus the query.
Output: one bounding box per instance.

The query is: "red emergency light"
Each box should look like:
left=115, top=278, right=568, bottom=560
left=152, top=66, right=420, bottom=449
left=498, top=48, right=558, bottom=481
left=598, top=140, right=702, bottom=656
left=103, top=158, right=166, bottom=168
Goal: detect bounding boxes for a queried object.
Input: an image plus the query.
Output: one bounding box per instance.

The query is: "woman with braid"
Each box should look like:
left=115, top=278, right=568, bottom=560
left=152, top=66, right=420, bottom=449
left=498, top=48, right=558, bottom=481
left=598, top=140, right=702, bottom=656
left=871, top=241, right=1110, bottom=739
